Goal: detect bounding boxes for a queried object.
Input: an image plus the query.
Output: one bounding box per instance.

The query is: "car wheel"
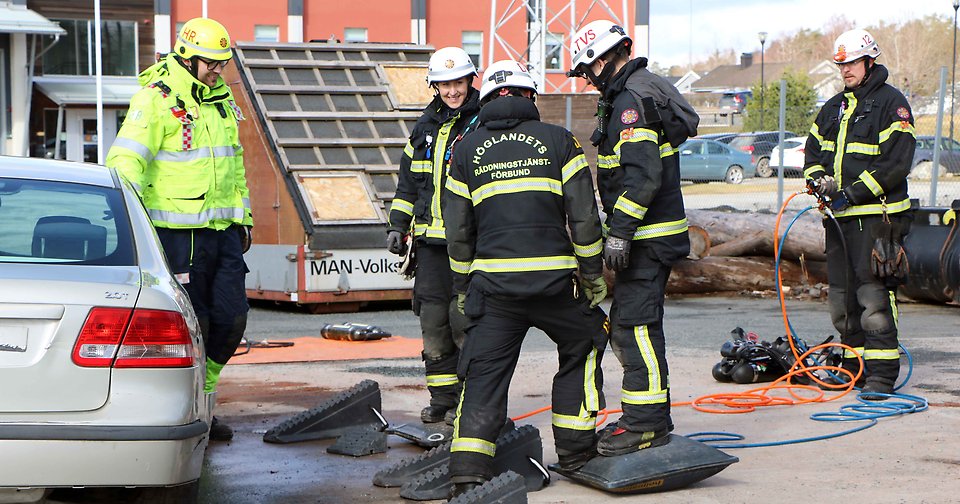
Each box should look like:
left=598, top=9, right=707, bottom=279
left=755, top=157, right=772, bottom=178
left=725, top=165, right=744, bottom=184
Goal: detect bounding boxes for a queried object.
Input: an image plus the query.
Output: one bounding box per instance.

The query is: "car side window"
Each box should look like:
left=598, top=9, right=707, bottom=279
left=707, top=142, right=725, bottom=155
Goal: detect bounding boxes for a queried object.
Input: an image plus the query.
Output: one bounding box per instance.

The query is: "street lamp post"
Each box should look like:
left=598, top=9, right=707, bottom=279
left=759, top=31, right=768, bottom=130
left=951, top=0, right=959, bottom=145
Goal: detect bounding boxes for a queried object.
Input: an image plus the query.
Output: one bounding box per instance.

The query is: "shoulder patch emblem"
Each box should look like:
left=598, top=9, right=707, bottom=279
left=621, top=108, right=639, bottom=125
left=620, top=128, right=634, bottom=141
left=896, top=107, right=910, bottom=120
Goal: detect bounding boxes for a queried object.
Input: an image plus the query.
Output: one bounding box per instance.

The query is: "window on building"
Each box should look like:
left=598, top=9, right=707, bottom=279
left=175, top=21, right=185, bottom=36
left=42, top=19, right=138, bottom=76
left=344, top=28, right=367, bottom=43
left=254, top=25, right=280, bottom=42
left=462, top=31, right=482, bottom=68
left=545, top=32, right=563, bottom=70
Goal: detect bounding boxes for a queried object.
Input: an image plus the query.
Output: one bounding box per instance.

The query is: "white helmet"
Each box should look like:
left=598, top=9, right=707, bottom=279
left=427, top=47, right=477, bottom=85
left=833, top=29, right=881, bottom=64
left=570, top=20, right=631, bottom=73
left=478, top=59, right=537, bottom=102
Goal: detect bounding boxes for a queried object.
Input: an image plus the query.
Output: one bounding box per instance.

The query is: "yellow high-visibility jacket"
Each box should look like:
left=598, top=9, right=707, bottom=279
left=106, top=53, right=252, bottom=231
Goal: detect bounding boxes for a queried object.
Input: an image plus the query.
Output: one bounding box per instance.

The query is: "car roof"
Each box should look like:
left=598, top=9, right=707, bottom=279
left=0, top=156, right=116, bottom=188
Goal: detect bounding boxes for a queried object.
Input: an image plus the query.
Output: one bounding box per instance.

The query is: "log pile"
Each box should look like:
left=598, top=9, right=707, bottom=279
left=671, top=208, right=827, bottom=294
left=603, top=208, right=828, bottom=295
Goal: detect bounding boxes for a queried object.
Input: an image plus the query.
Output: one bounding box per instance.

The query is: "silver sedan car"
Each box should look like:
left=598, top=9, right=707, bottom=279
left=0, top=157, right=209, bottom=503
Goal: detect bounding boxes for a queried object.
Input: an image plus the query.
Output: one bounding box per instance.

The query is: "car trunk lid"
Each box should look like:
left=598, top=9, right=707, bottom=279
left=0, top=265, right=140, bottom=413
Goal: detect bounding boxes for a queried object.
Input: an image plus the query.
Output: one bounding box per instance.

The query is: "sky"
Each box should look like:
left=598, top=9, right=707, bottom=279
left=644, top=0, right=951, bottom=68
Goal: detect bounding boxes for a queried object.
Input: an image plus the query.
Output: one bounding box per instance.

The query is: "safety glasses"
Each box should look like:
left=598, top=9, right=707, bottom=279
left=198, top=57, right=230, bottom=71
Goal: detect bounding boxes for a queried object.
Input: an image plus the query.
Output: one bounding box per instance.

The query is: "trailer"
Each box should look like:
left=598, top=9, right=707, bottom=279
left=226, top=41, right=436, bottom=311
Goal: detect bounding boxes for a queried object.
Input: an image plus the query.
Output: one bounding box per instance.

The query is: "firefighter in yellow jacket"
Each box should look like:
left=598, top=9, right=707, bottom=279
left=106, top=17, right=251, bottom=441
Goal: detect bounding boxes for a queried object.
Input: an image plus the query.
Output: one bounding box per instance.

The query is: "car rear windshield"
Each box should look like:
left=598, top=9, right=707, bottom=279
left=729, top=136, right=755, bottom=148
left=0, top=178, right=134, bottom=265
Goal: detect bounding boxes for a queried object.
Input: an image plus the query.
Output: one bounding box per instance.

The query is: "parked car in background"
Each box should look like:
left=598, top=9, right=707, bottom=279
left=911, top=135, right=960, bottom=178
left=718, top=91, right=751, bottom=116
left=0, top=157, right=209, bottom=503
left=728, top=130, right=798, bottom=178
left=768, top=136, right=808, bottom=177
left=697, top=132, right=737, bottom=144
left=678, top=138, right=756, bottom=184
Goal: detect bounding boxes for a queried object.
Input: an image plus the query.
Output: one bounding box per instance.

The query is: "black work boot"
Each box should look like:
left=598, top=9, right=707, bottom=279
left=450, top=476, right=487, bottom=499
left=860, top=379, right=895, bottom=401
left=557, top=446, right=597, bottom=471
left=596, top=424, right=669, bottom=457
left=209, top=416, right=234, bottom=442
left=817, top=372, right=865, bottom=391
left=420, top=404, right=451, bottom=423
left=444, top=408, right=457, bottom=426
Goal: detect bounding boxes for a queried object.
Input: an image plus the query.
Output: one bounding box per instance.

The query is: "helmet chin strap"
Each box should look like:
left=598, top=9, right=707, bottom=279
left=176, top=55, right=202, bottom=80
left=582, top=59, right=618, bottom=93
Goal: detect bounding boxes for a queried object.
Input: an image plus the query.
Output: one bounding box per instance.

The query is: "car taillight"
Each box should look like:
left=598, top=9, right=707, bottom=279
left=73, top=307, right=194, bottom=368
left=798, top=147, right=805, bottom=154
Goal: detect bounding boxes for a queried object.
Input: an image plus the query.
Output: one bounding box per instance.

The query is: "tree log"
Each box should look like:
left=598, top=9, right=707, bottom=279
left=687, top=225, right=711, bottom=259
left=686, top=208, right=826, bottom=261
left=666, top=256, right=827, bottom=294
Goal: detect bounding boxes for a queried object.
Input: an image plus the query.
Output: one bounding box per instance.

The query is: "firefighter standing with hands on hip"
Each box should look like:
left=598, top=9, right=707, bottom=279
left=106, top=17, right=252, bottom=441
left=803, top=28, right=915, bottom=398
left=386, top=47, right=481, bottom=424
left=443, top=59, right=609, bottom=496
left=568, top=20, right=699, bottom=456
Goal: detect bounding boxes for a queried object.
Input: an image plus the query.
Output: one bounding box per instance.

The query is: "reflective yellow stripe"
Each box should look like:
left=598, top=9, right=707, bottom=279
left=821, top=141, right=836, bottom=152
left=573, top=238, right=603, bottom=258
left=561, top=154, right=589, bottom=184
left=659, top=143, right=678, bottom=158
left=634, top=325, right=662, bottom=391
left=843, top=347, right=864, bottom=359
left=878, top=120, right=916, bottom=144
left=613, top=127, right=658, bottom=156
left=111, top=137, right=154, bottom=162
left=583, top=347, right=600, bottom=411
left=597, top=155, right=619, bottom=170
left=470, top=255, right=578, bottom=273
left=552, top=411, right=597, bottom=431
left=863, top=349, right=900, bottom=360
left=147, top=207, right=245, bottom=226
left=403, top=140, right=414, bottom=158
left=809, top=123, right=822, bottom=142
left=890, top=291, right=899, bottom=328
left=859, top=171, right=883, bottom=197
left=622, top=388, right=669, bottom=405
left=846, top=142, right=880, bottom=156
left=427, top=120, right=456, bottom=235
left=390, top=198, right=414, bottom=216
left=833, top=198, right=911, bottom=218
left=835, top=92, right=858, bottom=186
left=449, top=258, right=471, bottom=275
left=446, top=177, right=470, bottom=199
left=451, top=437, right=497, bottom=456
left=804, top=164, right=824, bottom=179
left=426, top=374, right=458, bottom=387
left=632, top=218, right=688, bottom=240
left=614, top=194, right=648, bottom=220
left=471, top=177, right=562, bottom=205
left=414, top=224, right=446, bottom=239
left=410, top=160, right=431, bottom=173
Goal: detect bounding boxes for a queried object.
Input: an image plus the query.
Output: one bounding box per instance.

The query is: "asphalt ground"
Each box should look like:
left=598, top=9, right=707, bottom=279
left=195, top=294, right=960, bottom=504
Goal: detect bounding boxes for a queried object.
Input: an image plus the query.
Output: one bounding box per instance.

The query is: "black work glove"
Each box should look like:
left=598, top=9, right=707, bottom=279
left=239, top=225, right=252, bottom=254
left=829, top=190, right=850, bottom=212
left=604, top=236, right=631, bottom=271
left=870, top=220, right=909, bottom=288
left=386, top=230, right=407, bottom=256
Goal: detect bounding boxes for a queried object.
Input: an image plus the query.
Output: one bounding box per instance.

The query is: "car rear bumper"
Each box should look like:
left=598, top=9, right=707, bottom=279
left=0, top=421, right=208, bottom=486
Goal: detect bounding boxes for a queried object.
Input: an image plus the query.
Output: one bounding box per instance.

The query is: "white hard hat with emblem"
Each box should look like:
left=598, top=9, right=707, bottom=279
left=832, top=29, right=881, bottom=64
left=478, top=59, right=537, bottom=102
left=570, top=20, right=631, bottom=72
left=427, top=47, right=478, bottom=85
